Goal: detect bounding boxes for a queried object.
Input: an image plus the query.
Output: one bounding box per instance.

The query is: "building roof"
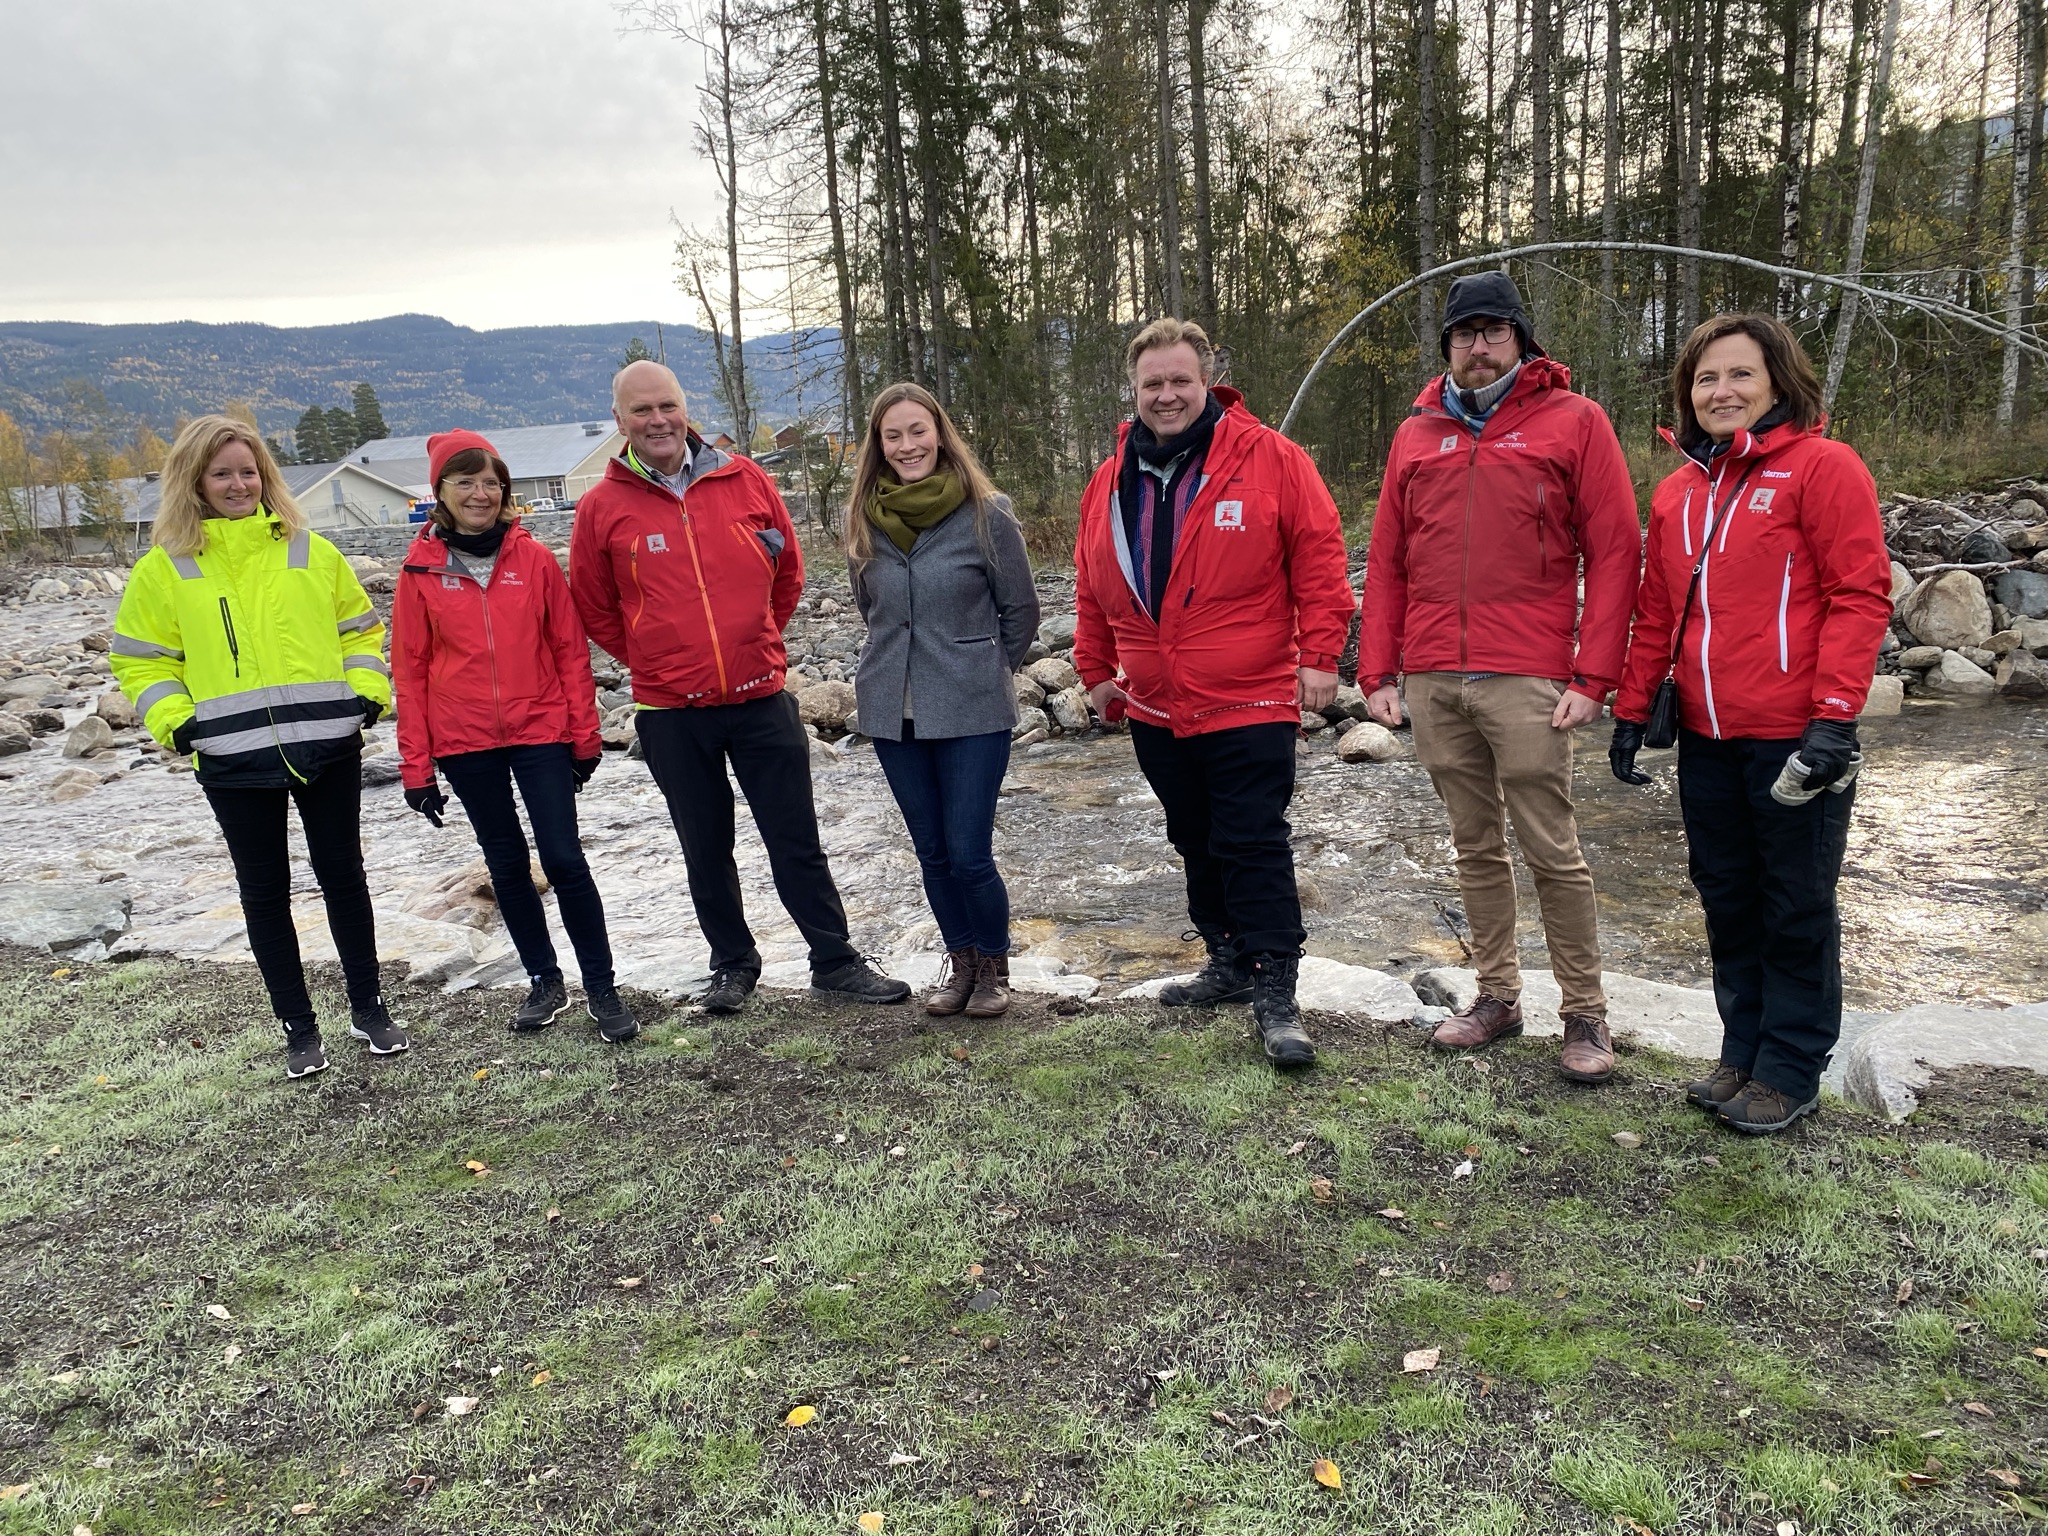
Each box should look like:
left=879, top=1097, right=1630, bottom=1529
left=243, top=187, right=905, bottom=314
left=17, top=461, right=416, bottom=530
left=351, top=421, right=620, bottom=480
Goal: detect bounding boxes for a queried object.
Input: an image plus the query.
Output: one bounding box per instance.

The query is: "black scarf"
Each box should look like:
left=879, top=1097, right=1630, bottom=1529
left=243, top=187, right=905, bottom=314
left=1680, top=400, right=1793, bottom=468
left=1118, top=391, right=1225, bottom=616
left=442, top=521, right=508, bottom=559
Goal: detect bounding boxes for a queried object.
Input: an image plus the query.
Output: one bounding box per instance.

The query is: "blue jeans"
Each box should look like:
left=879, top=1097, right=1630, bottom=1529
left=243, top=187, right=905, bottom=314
left=873, top=723, right=1013, bottom=955
left=439, top=742, right=615, bottom=994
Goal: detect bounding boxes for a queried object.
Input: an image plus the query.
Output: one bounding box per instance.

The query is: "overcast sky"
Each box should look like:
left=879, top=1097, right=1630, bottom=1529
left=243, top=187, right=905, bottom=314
left=0, top=0, right=724, bottom=330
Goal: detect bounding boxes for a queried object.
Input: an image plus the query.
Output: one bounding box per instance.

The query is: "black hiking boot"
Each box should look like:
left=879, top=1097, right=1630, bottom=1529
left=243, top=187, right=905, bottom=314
left=587, top=987, right=640, bottom=1044
left=700, top=967, right=756, bottom=1015
left=348, top=1000, right=410, bottom=1056
left=282, top=1020, right=327, bottom=1080
left=1248, top=953, right=1316, bottom=1068
left=1160, top=933, right=1253, bottom=1007
left=512, top=974, right=568, bottom=1033
left=810, top=957, right=912, bottom=1005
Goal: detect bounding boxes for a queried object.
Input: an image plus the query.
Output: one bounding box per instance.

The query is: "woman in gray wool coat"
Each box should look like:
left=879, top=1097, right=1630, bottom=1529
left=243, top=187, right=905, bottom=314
left=845, top=382, right=1041, bottom=1017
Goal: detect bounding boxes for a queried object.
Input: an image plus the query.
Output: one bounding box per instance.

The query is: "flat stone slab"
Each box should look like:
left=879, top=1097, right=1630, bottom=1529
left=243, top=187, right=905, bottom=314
left=1401, top=966, right=1726, bottom=1057
left=1121, top=955, right=1424, bottom=1023
left=0, top=879, right=131, bottom=955
left=758, top=951, right=1100, bottom=1001
left=1837, top=1001, right=2048, bottom=1121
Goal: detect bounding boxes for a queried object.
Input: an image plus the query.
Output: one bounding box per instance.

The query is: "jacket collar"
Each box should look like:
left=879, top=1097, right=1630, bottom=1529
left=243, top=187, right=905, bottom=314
left=1656, top=415, right=1827, bottom=473
left=610, top=433, right=734, bottom=498
left=1413, top=354, right=1572, bottom=417
left=1110, top=384, right=1259, bottom=482
left=403, top=517, right=531, bottom=572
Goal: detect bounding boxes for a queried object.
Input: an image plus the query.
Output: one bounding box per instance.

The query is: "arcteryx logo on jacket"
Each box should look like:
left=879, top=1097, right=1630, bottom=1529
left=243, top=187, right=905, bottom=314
left=1356, top=358, right=1642, bottom=699
left=569, top=442, right=804, bottom=708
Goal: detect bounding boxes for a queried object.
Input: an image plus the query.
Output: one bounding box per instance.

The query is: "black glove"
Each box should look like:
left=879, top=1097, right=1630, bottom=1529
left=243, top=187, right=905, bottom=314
left=1797, top=718, right=1859, bottom=791
left=171, top=718, right=196, bottom=755
left=571, top=755, right=600, bottom=790
left=358, top=695, right=383, bottom=729
left=405, top=783, right=447, bottom=828
left=1609, top=719, right=1652, bottom=786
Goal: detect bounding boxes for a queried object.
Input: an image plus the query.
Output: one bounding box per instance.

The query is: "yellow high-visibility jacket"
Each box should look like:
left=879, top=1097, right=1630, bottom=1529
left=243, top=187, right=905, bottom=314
left=111, top=509, right=391, bottom=787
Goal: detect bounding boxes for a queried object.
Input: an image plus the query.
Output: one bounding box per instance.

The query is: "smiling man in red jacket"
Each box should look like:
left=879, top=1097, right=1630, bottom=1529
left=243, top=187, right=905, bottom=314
left=571, top=361, right=909, bottom=1014
left=1074, top=318, right=1356, bottom=1069
left=1357, top=273, right=1641, bottom=1083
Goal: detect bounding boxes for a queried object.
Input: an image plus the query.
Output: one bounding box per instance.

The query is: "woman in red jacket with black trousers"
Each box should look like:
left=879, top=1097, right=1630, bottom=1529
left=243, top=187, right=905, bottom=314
left=1611, top=314, right=1891, bottom=1134
left=393, top=431, right=637, bottom=1042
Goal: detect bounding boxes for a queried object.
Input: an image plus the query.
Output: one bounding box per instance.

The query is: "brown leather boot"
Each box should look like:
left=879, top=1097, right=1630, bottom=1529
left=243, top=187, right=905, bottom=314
left=965, top=951, right=1011, bottom=1018
left=1428, top=994, right=1523, bottom=1051
left=926, top=949, right=978, bottom=1016
left=1558, top=1014, right=1615, bottom=1083
left=1685, top=1063, right=1750, bottom=1109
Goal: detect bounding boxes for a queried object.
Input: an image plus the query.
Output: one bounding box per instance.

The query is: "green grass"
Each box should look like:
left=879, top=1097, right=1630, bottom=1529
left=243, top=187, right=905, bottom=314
left=0, top=950, right=2043, bottom=1534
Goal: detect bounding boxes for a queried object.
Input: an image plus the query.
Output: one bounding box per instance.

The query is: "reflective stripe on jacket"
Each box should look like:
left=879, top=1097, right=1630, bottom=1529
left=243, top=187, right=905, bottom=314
left=392, top=521, right=602, bottom=790
left=1356, top=359, right=1643, bottom=699
left=111, top=509, right=388, bottom=787
left=1614, top=420, right=1891, bottom=738
left=1072, top=387, right=1356, bottom=737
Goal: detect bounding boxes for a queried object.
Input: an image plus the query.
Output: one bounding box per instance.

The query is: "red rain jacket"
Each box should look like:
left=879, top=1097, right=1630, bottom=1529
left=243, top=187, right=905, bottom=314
left=1615, top=420, right=1891, bottom=738
left=1356, top=359, right=1642, bottom=699
left=393, top=520, right=601, bottom=791
left=1073, top=387, right=1356, bottom=736
left=569, top=448, right=804, bottom=708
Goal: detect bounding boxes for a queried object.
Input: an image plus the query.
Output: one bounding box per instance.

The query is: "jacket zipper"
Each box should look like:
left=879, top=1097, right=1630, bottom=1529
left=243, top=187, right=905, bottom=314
left=474, top=562, right=507, bottom=738
left=219, top=597, right=241, bottom=677
left=680, top=514, right=730, bottom=698
left=1536, top=483, right=1548, bottom=579
left=1777, top=554, right=1793, bottom=673
left=1458, top=435, right=1481, bottom=668
left=1697, top=462, right=1728, bottom=739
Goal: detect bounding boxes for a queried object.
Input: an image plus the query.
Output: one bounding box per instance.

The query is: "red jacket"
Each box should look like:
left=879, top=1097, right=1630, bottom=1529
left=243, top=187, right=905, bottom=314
left=569, top=445, right=803, bottom=708
left=1615, top=421, right=1891, bottom=739
left=1357, top=359, right=1642, bottom=699
left=392, top=521, right=601, bottom=791
left=1072, top=387, right=1355, bottom=736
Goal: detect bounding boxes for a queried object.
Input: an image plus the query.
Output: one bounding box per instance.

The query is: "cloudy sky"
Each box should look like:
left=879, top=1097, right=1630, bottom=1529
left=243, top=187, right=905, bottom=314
left=1, top=0, right=723, bottom=330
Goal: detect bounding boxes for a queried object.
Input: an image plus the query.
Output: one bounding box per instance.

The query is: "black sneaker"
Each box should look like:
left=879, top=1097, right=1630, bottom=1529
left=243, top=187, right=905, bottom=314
left=1248, top=953, right=1316, bottom=1068
left=282, top=1021, right=328, bottom=1079
left=512, top=974, right=568, bottom=1033
left=587, top=988, right=640, bottom=1043
left=1160, top=944, right=1253, bottom=1006
left=700, top=967, right=756, bottom=1015
left=809, top=957, right=912, bottom=1005
left=348, top=1000, right=411, bottom=1056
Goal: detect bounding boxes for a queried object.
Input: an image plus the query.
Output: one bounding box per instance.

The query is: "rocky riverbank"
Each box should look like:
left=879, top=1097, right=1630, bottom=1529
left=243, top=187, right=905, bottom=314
left=1877, top=480, right=2048, bottom=704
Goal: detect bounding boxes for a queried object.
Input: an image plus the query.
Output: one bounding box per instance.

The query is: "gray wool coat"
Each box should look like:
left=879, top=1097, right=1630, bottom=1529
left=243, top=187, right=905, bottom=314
left=851, top=495, right=1041, bottom=741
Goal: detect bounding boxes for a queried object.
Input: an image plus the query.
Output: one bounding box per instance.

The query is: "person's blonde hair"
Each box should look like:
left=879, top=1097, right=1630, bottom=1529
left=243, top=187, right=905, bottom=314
left=844, top=383, right=1004, bottom=570
left=1125, top=316, right=1218, bottom=381
left=154, top=415, right=307, bottom=558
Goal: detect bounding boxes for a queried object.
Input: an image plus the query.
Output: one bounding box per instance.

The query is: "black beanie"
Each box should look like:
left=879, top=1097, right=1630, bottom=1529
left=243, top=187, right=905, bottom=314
left=1439, top=272, right=1544, bottom=359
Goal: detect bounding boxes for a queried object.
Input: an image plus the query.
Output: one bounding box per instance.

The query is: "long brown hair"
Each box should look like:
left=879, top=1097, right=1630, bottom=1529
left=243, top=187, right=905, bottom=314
left=154, top=415, right=307, bottom=558
left=1671, top=313, right=1824, bottom=442
left=843, top=382, right=1004, bottom=569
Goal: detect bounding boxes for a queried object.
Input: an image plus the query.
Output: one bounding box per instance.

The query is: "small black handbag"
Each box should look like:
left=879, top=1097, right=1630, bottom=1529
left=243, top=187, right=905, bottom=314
left=1643, top=468, right=1752, bottom=751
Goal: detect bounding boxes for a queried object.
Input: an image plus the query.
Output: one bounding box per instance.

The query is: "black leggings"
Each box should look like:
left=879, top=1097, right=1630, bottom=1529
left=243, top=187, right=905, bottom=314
left=204, top=759, right=382, bottom=1026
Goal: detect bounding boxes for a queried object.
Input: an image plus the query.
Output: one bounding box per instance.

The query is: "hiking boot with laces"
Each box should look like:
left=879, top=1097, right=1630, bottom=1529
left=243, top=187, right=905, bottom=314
left=1686, top=1063, right=1751, bottom=1109
left=965, top=951, right=1011, bottom=1018
left=587, top=987, right=640, bottom=1044
left=926, top=948, right=978, bottom=1016
left=348, top=1000, right=410, bottom=1056
left=1248, top=952, right=1315, bottom=1068
left=282, top=1020, right=327, bottom=1080
left=1160, top=932, right=1252, bottom=1007
left=1429, top=993, right=1523, bottom=1051
left=1558, top=1013, right=1615, bottom=1083
left=512, top=974, right=568, bottom=1033
left=1717, top=1079, right=1819, bottom=1135
left=810, top=957, right=912, bottom=1005
left=700, top=968, right=756, bottom=1015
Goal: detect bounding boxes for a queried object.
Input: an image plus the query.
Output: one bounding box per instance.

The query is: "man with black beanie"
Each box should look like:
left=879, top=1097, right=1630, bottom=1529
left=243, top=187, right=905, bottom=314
left=1356, top=272, right=1642, bottom=1084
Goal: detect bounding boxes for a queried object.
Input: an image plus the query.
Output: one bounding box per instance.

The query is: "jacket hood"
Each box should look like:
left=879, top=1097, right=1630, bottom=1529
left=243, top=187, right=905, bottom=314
left=1412, top=354, right=1572, bottom=413
left=402, top=517, right=534, bottom=571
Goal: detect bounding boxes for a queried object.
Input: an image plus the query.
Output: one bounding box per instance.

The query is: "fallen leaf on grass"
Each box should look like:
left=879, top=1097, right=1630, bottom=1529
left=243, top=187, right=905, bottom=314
left=73, top=1524, right=92, bottom=1536
left=1611, top=1132, right=1643, bottom=1149
left=888, top=1145, right=907, bottom=1158
left=886, top=1451, right=920, bottom=1467
left=2034, top=1347, right=2048, bottom=1361
left=1677, top=1295, right=1706, bottom=1312
left=1375, top=1207, right=1405, bottom=1221
left=0, top=1484, right=30, bottom=1502
left=1963, top=1402, right=1993, bottom=1418
left=615, top=1277, right=644, bottom=1290
left=473, top=1069, right=488, bottom=1081
left=858, top=1514, right=886, bottom=1533
left=1896, top=1279, right=1913, bottom=1303
left=48, top=1370, right=81, bottom=1385
left=531, top=1370, right=553, bottom=1388
left=1285, top=1140, right=1306, bottom=1156
left=205, top=1304, right=232, bottom=1322
left=1451, top=1160, right=1474, bottom=1180
left=1485, top=1273, right=1515, bottom=1293
left=1310, top=1458, right=1342, bottom=1490
left=1263, top=1385, right=1294, bottom=1413
left=545, top=1207, right=560, bottom=1223
left=93, top=1075, right=108, bottom=1086
left=1901, top=1472, right=1937, bottom=1489
left=1401, top=1348, right=1441, bottom=1373
left=1775, top=1521, right=1799, bottom=1535
left=1989, top=1470, right=2023, bottom=1489
left=1210, top=1409, right=1238, bottom=1428
left=1308, top=1177, right=1334, bottom=1203
left=464, top=1160, right=489, bottom=1177
left=965, top=1263, right=984, bottom=1278
left=223, top=1345, right=242, bottom=1365
left=290, top=1503, right=316, bottom=1516
left=444, top=1396, right=480, bottom=1417
left=2003, top=1491, right=2048, bottom=1519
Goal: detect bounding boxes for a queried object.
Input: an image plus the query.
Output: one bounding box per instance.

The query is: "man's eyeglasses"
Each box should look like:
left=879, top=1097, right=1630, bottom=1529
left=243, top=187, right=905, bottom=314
left=1448, top=322, right=1515, bottom=350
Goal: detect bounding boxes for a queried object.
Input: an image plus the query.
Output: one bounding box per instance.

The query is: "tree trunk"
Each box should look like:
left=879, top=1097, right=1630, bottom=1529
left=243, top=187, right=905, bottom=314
left=715, top=0, right=752, bottom=450
left=1188, top=0, right=1217, bottom=329
left=1823, top=0, right=1901, bottom=410
left=812, top=0, right=861, bottom=429
left=1599, top=0, right=1621, bottom=401
left=1417, top=0, right=1440, bottom=362
left=1678, top=0, right=1705, bottom=335
left=1530, top=0, right=1554, bottom=329
left=1776, top=0, right=1810, bottom=315
left=910, top=0, right=951, bottom=404
left=874, top=0, right=922, bottom=383
left=1156, top=0, right=1184, bottom=314
left=2000, top=0, right=2042, bottom=426
left=1956, top=0, right=1996, bottom=309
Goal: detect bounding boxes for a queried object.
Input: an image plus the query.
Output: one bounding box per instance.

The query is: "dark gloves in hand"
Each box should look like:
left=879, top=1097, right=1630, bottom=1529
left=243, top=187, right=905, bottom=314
left=1609, top=719, right=1652, bottom=785
left=1797, top=718, right=1860, bottom=791
left=171, top=718, right=196, bottom=755
left=358, top=695, right=383, bottom=729
left=405, top=783, right=447, bottom=828
left=571, top=755, right=600, bottom=790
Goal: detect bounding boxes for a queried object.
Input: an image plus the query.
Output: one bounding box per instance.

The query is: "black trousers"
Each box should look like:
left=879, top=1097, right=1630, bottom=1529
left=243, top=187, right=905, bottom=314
left=440, top=742, right=615, bottom=995
left=203, top=755, right=382, bottom=1027
left=1128, top=719, right=1306, bottom=957
left=1677, top=729, right=1854, bottom=1101
left=635, top=692, right=858, bottom=977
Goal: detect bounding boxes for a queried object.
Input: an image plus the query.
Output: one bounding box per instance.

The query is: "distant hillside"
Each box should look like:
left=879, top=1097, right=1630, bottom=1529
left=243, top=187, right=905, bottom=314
left=0, top=315, right=838, bottom=441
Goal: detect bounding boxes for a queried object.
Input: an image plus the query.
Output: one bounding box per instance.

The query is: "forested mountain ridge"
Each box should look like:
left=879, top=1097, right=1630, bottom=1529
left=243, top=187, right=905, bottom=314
left=0, top=315, right=835, bottom=441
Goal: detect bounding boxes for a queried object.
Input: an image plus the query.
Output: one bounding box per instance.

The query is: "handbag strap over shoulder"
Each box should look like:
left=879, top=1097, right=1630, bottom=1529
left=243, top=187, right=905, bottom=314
left=1665, top=465, right=1755, bottom=668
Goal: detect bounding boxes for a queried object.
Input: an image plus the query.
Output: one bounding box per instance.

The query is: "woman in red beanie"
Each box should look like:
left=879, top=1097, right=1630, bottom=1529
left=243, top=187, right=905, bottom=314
left=392, top=431, right=638, bottom=1042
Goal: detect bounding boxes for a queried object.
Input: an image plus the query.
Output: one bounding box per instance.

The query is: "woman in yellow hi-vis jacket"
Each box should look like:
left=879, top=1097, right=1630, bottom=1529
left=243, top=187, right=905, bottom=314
left=113, top=415, right=406, bottom=1078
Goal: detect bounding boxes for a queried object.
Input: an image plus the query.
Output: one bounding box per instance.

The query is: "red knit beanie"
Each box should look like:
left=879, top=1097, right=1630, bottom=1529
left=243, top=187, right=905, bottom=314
left=427, top=429, right=503, bottom=490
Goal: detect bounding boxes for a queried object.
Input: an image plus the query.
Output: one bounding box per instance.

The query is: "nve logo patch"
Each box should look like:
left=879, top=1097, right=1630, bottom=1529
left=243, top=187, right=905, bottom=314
left=1213, top=500, right=1244, bottom=530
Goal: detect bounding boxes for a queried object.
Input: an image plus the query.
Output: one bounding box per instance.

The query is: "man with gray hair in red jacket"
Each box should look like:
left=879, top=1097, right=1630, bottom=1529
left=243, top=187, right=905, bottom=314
left=1358, top=273, right=1641, bottom=1083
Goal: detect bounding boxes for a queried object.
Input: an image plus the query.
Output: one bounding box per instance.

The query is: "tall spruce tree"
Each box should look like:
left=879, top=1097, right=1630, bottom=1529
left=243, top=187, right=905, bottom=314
left=350, top=383, right=388, bottom=446
left=294, top=407, right=332, bottom=465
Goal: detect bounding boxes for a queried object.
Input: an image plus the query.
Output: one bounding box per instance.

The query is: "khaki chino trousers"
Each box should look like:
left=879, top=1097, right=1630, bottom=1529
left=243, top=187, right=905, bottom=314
left=1405, top=672, right=1606, bottom=1019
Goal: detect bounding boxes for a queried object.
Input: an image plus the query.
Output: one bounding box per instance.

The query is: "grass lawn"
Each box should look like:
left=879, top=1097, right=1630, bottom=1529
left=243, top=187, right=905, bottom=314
left=1, top=948, right=2044, bottom=1535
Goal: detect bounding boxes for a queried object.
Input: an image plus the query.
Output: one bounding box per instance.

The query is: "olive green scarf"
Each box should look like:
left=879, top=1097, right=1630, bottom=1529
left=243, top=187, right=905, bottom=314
left=867, top=471, right=965, bottom=553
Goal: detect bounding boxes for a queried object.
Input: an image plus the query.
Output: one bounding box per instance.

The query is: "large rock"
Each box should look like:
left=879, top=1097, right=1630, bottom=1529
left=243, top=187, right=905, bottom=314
left=1859, top=675, right=1904, bottom=717
left=0, top=880, right=131, bottom=954
left=2008, top=522, right=2048, bottom=554
left=1013, top=706, right=1050, bottom=740
left=1014, top=673, right=1046, bottom=710
left=1336, top=721, right=1403, bottom=762
left=1121, top=956, right=1423, bottom=1023
left=360, top=752, right=404, bottom=786
left=1996, top=647, right=2048, bottom=699
left=46, top=767, right=102, bottom=802
left=1990, top=568, right=2048, bottom=621
left=1954, top=527, right=2011, bottom=566
left=94, top=689, right=136, bottom=729
left=1024, top=656, right=1081, bottom=694
left=62, top=715, right=113, bottom=758
left=0, top=716, right=28, bottom=756
left=807, top=733, right=844, bottom=768
left=1037, top=614, right=1079, bottom=652
left=1887, top=561, right=1914, bottom=605
left=14, top=707, right=65, bottom=736
left=795, top=680, right=858, bottom=731
left=1838, top=1001, right=2048, bottom=1121
left=1899, top=570, right=1993, bottom=650
left=1922, top=650, right=1998, bottom=696
left=1046, top=686, right=1092, bottom=733
left=1325, top=683, right=1371, bottom=723
left=26, top=578, right=69, bottom=602
left=2020, top=616, right=2048, bottom=654
left=1894, top=645, right=1943, bottom=670
left=0, top=674, right=59, bottom=701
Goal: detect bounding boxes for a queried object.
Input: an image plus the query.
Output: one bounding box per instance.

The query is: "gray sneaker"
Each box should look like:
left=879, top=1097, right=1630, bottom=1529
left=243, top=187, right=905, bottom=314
left=512, top=975, right=568, bottom=1033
